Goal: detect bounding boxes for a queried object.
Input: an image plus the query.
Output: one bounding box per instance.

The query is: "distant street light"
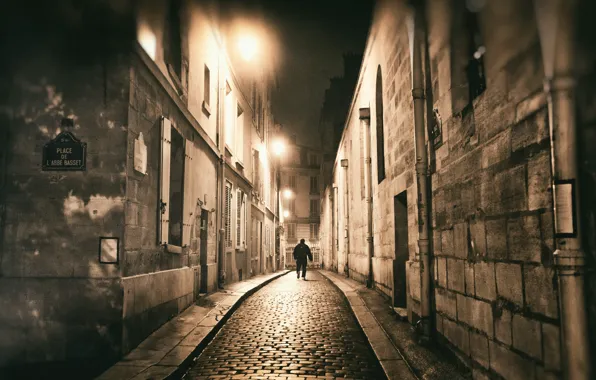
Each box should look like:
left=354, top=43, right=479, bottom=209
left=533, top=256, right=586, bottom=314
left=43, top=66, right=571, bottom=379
left=283, top=210, right=290, bottom=218
left=272, top=139, right=285, bottom=156
left=283, top=189, right=293, bottom=199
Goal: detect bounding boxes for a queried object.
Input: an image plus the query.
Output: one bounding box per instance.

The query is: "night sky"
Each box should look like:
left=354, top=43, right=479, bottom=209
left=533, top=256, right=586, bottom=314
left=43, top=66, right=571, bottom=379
left=256, top=0, right=374, bottom=148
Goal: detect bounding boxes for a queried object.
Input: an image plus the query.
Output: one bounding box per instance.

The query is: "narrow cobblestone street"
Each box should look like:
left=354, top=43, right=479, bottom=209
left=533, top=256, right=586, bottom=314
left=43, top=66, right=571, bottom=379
left=183, top=271, right=387, bottom=379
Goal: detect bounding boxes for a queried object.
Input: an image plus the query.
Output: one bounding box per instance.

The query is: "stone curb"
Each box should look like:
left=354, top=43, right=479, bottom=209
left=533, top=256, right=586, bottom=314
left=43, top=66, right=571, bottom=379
left=318, top=270, right=419, bottom=380
left=96, top=270, right=291, bottom=380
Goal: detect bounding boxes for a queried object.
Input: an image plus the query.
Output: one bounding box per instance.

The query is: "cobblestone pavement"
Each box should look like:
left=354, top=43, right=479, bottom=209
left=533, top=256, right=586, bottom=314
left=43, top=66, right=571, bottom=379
left=184, top=270, right=386, bottom=379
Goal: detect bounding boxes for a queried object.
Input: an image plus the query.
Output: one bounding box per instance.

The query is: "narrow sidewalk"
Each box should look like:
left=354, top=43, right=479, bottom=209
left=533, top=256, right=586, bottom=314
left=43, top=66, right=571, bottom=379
left=319, top=270, right=471, bottom=380
left=96, top=270, right=290, bottom=380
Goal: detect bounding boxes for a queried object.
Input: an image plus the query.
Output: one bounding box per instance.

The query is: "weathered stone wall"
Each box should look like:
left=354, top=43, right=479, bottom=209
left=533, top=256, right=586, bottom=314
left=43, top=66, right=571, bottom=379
left=121, top=267, right=194, bottom=353
left=124, top=53, right=219, bottom=278
left=0, top=8, right=133, bottom=366
left=427, top=1, right=561, bottom=378
left=321, top=0, right=574, bottom=377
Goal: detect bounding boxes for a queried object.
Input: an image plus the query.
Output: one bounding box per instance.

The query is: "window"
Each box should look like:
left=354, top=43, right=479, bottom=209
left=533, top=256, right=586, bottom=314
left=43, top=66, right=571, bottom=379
left=203, top=65, right=211, bottom=109
left=236, top=104, right=244, bottom=162
left=310, top=176, right=319, bottom=194
left=288, top=199, right=296, bottom=214
left=375, top=66, right=386, bottom=183
left=252, top=149, right=260, bottom=188
left=225, top=82, right=234, bottom=150
left=310, top=199, right=319, bottom=217
left=309, top=154, right=319, bottom=166
left=165, top=0, right=182, bottom=79
left=287, top=223, right=296, bottom=239
left=236, top=189, right=246, bottom=249
left=159, top=117, right=185, bottom=247
left=289, top=175, right=296, bottom=190
left=225, top=181, right=232, bottom=248
left=310, top=223, right=319, bottom=240
left=465, top=7, right=486, bottom=102
left=300, top=148, right=307, bottom=166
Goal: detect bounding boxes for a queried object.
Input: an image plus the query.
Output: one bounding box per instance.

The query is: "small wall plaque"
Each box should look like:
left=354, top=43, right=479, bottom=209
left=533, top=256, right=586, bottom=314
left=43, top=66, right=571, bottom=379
left=99, top=237, right=119, bottom=264
left=42, top=131, right=87, bottom=171
left=134, top=132, right=147, bottom=175
left=554, top=179, right=577, bottom=237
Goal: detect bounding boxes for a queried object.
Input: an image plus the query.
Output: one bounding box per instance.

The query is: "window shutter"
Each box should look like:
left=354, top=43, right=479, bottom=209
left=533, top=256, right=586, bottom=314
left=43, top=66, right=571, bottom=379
left=236, top=190, right=242, bottom=247
left=182, top=140, right=194, bottom=247
left=160, top=117, right=172, bottom=245
left=225, top=182, right=232, bottom=248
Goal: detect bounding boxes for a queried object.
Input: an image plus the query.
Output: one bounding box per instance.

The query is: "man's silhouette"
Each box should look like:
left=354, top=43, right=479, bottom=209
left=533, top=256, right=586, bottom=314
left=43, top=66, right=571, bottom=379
left=293, top=239, right=313, bottom=280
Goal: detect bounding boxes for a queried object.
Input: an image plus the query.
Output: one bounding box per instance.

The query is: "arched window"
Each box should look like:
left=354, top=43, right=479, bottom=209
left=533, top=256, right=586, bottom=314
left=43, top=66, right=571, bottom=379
left=376, top=66, right=386, bottom=183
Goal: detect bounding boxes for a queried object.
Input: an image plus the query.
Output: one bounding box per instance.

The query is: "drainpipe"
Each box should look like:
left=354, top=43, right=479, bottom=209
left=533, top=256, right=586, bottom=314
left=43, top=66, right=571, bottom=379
left=360, top=107, right=374, bottom=288
left=342, top=159, right=350, bottom=277
left=216, top=35, right=226, bottom=289
left=407, top=3, right=431, bottom=339
left=534, top=0, right=590, bottom=378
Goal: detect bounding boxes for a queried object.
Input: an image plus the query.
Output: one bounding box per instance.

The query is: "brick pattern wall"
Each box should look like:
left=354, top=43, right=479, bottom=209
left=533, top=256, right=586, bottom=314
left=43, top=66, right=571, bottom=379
left=124, top=54, right=218, bottom=277
left=320, top=0, right=582, bottom=378
left=428, top=0, right=560, bottom=378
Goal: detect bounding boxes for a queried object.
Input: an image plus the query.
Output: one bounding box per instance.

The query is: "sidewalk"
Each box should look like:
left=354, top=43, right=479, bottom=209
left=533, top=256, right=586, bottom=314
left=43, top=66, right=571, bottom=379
left=318, top=270, right=472, bottom=380
left=96, top=270, right=290, bottom=380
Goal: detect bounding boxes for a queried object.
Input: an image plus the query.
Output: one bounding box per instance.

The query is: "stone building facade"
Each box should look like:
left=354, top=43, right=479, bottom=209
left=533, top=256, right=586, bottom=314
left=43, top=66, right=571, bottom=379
left=280, top=142, right=322, bottom=268
left=320, top=0, right=596, bottom=379
left=0, top=0, right=280, bottom=373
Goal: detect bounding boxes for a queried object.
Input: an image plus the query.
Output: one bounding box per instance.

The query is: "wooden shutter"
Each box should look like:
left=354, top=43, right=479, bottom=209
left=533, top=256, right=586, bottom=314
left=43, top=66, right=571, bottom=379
left=236, top=190, right=242, bottom=247
left=159, top=117, right=172, bottom=245
left=182, top=140, right=194, bottom=247
left=225, top=182, right=232, bottom=248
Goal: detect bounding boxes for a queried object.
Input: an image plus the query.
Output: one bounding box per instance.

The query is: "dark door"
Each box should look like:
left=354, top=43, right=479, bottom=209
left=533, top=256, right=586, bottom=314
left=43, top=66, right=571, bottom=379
left=199, top=209, right=209, bottom=293
left=393, top=191, right=409, bottom=308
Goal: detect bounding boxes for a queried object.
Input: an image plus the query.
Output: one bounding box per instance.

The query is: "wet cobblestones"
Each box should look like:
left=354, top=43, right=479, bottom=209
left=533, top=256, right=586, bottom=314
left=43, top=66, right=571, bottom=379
left=184, top=270, right=386, bottom=379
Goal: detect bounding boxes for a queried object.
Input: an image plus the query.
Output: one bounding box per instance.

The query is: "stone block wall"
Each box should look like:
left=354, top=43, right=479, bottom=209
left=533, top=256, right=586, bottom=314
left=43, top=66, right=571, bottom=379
left=124, top=52, right=218, bottom=279
left=427, top=0, right=561, bottom=378
left=319, top=0, right=590, bottom=377
left=121, top=267, right=194, bottom=353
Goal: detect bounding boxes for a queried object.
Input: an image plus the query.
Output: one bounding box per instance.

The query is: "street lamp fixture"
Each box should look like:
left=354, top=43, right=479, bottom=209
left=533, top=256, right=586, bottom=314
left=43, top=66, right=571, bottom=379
left=238, top=34, right=259, bottom=62
left=272, top=139, right=285, bottom=156
left=283, top=210, right=290, bottom=218
left=283, top=189, right=293, bottom=199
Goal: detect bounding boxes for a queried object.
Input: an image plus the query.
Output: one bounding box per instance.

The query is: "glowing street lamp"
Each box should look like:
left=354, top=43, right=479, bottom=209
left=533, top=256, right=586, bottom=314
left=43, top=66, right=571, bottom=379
left=283, top=189, right=293, bottom=199
left=283, top=210, right=290, bottom=218
left=238, top=34, right=259, bottom=62
left=272, top=139, right=285, bottom=156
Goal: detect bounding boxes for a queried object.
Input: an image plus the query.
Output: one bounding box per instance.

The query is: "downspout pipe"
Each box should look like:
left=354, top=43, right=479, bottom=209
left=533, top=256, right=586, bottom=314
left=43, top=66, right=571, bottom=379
left=343, top=159, right=350, bottom=277
left=534, top=0, right=591, bottom=378
left=360, top=107, right=374, bottom=288
left=216, top=35, right=226, bottom=289
left=407, top=2, right=432, bottom=339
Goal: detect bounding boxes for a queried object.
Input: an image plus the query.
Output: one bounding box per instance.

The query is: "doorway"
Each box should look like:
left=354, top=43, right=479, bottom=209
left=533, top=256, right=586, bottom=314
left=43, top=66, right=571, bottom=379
left=393, top=191, right=409, bottom=308
left=199, top=209, right=209, bottom=293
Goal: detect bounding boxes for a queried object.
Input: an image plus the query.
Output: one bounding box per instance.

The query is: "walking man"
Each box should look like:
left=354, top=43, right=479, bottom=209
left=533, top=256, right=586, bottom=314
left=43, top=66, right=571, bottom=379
left=293, top=239, right=313, bottom=280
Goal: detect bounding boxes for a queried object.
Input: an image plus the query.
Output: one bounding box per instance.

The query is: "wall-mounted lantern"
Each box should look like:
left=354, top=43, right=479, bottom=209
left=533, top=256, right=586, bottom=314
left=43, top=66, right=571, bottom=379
left=340, top=159, right=348, bottom=167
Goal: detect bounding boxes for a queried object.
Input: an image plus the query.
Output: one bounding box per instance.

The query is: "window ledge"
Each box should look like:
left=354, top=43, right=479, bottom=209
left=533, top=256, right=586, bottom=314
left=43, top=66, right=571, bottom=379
left=202, top=100, right=211, bottom=117
left=165, top=244, right=183, bottom=254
